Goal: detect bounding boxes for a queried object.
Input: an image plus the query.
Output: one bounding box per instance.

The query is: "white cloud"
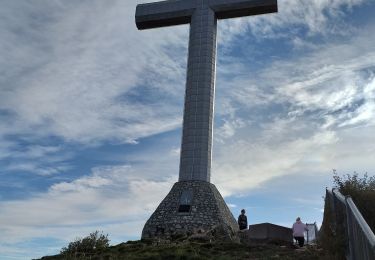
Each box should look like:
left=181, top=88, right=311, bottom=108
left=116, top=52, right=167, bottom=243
left=0, top=0, right=372, bottom=179
left=213, top=125, right=339, bottom=196
left=169, top=147, right=181, bottom=156
left=216, top=20, right=375, bottom=136
left=0, top=0, right=369, bottom=149
left=216, top=118, right=246, bottom=142
left=6, top=163, right=70, bottom=176
left=1, top=144, right=72, bottom=176
left=213, top=23, right=375, bottom=193
left=0, top=164, right=176, bottom=248
left=14, top=145, right=62, bottom=159
left=338, top=77, right=375, bottom=127
left=50, top=175, right=112, bottom=192
left=218, top=0, right=365, bottom=43
left=0, top=0, right=187, bottom=146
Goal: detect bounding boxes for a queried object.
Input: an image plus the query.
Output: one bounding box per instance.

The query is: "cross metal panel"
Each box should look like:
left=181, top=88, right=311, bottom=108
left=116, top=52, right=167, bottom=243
left=135, top=0, right=278, bottom=182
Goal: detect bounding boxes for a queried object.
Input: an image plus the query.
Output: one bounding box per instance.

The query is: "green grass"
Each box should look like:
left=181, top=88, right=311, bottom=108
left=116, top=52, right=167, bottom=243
left=38, top=240, right=334, bottom=260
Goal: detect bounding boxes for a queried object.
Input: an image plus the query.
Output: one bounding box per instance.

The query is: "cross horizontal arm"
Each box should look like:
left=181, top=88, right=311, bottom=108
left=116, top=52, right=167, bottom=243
left=136, top=0, right=195, bottom=30
left=210, top=0, right=277, bottom=19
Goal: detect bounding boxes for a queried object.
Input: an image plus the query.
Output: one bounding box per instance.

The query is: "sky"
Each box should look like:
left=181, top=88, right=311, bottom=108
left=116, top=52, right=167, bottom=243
left=0, top=0, right=375, bottom=259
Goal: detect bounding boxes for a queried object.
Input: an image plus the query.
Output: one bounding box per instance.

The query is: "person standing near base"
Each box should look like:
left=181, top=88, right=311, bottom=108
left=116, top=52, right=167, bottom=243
left=292, top=217, right=308, bottom=247
left=238, top=209, right=248, bottom=230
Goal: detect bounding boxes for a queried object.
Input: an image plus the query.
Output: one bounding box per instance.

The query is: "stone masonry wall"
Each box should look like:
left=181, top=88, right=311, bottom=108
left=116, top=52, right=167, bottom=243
left=142, top=181, right=239, bottom=240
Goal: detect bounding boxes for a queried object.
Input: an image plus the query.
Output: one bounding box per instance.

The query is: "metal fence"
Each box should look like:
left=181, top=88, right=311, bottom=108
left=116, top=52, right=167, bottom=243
left=305, top=223, right=319, bottom=244
left=325, top=188, right=375, bottom=260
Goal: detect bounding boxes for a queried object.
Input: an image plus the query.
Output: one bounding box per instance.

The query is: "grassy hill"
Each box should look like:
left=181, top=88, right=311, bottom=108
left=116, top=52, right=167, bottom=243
left=37, top=239, right=334, bottom=260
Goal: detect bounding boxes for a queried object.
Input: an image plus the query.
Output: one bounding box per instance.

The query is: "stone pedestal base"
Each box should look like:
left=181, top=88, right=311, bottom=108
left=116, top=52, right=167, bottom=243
left=142, top=181, right=239, bottom=241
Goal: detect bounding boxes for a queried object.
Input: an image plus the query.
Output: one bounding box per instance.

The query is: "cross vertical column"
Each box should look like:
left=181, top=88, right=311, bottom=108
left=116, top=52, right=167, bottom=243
left=179, top=1, right=217, bottom=182
left=136, top=0, right=278, bottom=241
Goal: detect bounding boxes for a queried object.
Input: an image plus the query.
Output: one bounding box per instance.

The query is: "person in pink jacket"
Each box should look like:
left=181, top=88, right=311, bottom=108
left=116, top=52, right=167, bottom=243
left=292, top=217, right=308, bottom=247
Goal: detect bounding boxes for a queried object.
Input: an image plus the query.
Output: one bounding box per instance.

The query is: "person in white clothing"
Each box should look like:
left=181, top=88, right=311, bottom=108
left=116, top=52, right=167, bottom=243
left=292, top=217, right=308, bottom=247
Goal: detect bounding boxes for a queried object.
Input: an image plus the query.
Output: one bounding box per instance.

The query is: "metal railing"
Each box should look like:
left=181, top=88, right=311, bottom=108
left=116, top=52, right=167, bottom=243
left=306, top=222, right=319, bottom=244
left=324, top=188, right=375, bottom=260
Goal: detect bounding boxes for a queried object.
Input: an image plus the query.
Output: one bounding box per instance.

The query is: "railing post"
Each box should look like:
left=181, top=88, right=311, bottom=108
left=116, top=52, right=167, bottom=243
left=314, top=222, right=318, bottom=240
left=332, top=188, right=338, bottom=233
left=306, top=227, right=309, bottom=244
left=345, top=196, right=355, bottom=260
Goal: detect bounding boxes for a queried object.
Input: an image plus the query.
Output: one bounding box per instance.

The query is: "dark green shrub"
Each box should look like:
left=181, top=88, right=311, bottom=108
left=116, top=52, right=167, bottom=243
left=333, top=170, right=375, bottom=232
left=60, top=231, right=110, bottom=258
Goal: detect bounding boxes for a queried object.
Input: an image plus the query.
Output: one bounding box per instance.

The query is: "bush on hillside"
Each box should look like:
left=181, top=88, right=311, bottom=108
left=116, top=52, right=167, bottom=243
left=319, top=171, right=375, bottom=259
left=60, top=231, right=110, bottom=257
left=333, top=170, right=375, bottom=232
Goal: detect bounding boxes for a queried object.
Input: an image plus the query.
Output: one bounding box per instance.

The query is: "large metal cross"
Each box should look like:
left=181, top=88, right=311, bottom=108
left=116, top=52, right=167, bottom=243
left=136, top=0, right=277, bottom=182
